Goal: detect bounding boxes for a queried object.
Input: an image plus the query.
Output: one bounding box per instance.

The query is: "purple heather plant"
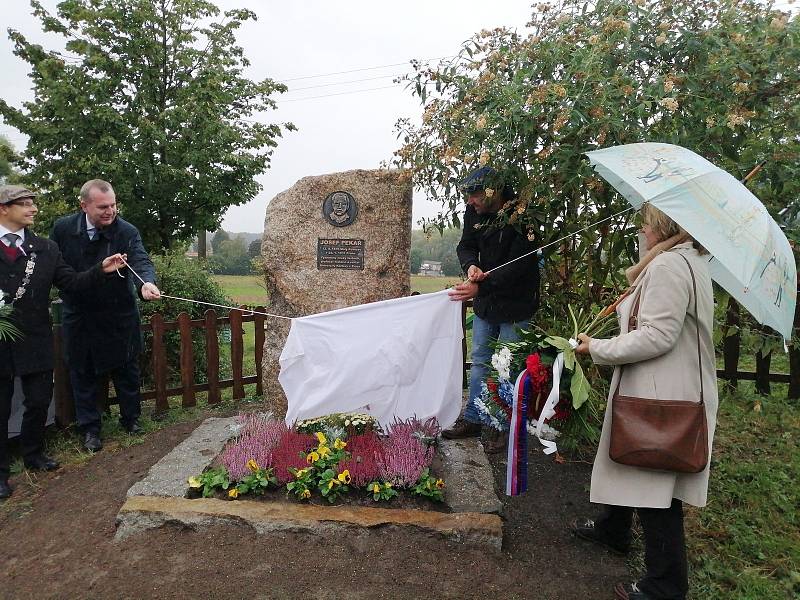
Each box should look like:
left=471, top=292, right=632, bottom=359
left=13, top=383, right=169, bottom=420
left=377, top=423, right=435, bottom=487
left=218, top=414, right=287, bottom=481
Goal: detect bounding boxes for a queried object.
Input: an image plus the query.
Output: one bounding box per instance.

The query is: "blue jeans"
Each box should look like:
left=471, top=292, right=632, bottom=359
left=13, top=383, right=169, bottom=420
left=464, top=315, right=528, bottom=424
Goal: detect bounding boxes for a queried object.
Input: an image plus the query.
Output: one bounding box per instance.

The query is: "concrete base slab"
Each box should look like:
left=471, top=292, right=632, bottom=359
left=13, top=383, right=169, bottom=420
left=116, top=416, right=504, bottom=550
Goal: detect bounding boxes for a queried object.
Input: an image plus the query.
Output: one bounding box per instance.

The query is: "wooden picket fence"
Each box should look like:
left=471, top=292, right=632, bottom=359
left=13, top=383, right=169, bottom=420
left=52, top=306, right=267, bottom=426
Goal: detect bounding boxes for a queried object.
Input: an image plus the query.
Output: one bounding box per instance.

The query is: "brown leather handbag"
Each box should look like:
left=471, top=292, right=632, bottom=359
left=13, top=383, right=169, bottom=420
left=609, top=254, right=709, bottom=474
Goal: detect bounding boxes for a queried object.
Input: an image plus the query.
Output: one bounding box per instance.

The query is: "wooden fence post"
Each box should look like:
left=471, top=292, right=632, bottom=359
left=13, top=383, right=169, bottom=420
left=254, top=307, right=265, bottom=397
left=150, top=313, right=169, bottom=414
left=177, top=312, right=195, bottom=407
left=754, top=324, right=772, bottom=396
left=230, top=308, right=245, bottom=400
left=722, top=297, right=741, bottom=389
left=204, top=310, right=220, bottom=404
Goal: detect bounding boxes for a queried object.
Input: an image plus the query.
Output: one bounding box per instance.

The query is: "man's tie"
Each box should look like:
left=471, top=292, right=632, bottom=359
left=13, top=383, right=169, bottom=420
left=87, top=227, right=97, bottom=241
left=2, top=233, right=22, bottom=261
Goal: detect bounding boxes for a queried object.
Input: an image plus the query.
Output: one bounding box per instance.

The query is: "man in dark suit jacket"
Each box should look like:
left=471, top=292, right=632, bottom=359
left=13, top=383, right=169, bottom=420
left=50, top=179, right=160, bottom=453
left=0, top=185, right=125, bottom=499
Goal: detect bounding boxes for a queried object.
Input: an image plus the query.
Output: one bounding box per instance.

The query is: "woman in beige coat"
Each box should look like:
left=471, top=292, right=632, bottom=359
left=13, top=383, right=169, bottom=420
left=574, top=204, right=719, bottom=600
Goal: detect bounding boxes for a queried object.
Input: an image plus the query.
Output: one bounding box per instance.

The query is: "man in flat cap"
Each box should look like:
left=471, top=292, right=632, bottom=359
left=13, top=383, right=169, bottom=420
left=445, top=167, right=541, bottom=451
left=0, top=185, right=125, bottom=499
left=51, top=179, right=159, bottom=452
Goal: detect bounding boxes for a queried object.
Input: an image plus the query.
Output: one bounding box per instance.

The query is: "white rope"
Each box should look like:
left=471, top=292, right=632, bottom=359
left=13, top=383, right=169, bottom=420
left=116, top=257, right=293, bottom=321
left=482, top=206, right=635, bottom=277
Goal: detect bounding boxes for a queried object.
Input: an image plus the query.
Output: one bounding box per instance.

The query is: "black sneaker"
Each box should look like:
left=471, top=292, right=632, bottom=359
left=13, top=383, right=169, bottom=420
left=571, top=517, right=630, bottom=555
left=442, top=419, right=481, bottom=439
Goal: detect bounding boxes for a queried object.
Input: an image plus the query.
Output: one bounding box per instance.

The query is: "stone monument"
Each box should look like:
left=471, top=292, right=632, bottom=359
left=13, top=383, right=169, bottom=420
left=261, top=169, right=412, bottom=417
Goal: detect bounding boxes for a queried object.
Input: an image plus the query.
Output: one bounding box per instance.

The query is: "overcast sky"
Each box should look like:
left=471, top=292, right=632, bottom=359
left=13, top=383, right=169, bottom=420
left=0, top=0, right=537, bottom=232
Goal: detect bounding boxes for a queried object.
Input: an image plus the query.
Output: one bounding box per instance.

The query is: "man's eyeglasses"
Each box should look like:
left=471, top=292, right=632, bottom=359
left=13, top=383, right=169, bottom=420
left=9, top=199, right=36, bottom=207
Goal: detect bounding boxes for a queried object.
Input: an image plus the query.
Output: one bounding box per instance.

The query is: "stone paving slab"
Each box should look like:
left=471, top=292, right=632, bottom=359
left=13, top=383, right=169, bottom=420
left=116, top=416, right=504, bottom=550
left=115, top=496, right=502, bottom=550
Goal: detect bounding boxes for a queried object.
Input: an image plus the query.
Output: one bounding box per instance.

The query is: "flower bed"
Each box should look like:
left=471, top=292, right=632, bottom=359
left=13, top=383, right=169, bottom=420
left=187, top=413, right=448, bottom=510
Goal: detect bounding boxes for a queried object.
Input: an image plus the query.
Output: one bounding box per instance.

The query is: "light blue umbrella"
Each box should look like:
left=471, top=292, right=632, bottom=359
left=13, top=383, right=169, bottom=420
left=586, top=142, right=796, bottom=340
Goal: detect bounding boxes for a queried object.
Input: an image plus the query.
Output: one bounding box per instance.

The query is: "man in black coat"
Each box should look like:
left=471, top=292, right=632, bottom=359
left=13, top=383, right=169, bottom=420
left=0, top=185, right=125, bottom=499
left=51, top=179, right=160, bottom=452
left=445, top=167, right=540, bottom=445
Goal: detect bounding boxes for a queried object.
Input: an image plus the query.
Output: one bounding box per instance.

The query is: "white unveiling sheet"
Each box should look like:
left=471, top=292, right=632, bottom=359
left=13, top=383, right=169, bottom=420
left=279, top=290, right=463, bottom=429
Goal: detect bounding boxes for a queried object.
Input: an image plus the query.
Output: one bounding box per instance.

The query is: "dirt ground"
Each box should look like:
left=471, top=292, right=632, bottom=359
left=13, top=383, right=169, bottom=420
left=0, top=418, right=630, bottom=600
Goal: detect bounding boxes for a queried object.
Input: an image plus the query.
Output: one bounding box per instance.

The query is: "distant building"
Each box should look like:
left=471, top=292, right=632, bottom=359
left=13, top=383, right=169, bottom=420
left=419, top=260, right=443, bottom=276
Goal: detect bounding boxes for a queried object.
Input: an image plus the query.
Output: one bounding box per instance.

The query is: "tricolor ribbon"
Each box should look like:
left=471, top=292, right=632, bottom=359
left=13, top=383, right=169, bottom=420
left=505, top=369, right=531, bottom=496
left=505, top=339, right=578, bottom=496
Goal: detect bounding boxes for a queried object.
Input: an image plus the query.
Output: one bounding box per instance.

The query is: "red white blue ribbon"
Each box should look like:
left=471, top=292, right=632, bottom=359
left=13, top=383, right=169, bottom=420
left=505, top=369, right=531, bottom=496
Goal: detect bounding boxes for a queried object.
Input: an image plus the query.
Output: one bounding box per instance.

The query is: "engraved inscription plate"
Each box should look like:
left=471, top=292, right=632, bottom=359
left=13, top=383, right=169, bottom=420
left=317, top=238, right=365, bottom=270
left=322, top=191, right=358, bottom=227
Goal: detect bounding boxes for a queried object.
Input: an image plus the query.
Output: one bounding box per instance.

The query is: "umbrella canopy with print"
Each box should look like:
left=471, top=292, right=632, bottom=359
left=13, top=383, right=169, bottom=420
left=586, top=142, right=796, bottom=339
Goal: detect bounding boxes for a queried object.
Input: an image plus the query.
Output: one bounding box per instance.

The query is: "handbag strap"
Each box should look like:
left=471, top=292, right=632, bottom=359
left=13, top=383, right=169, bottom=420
left=612, top=251, right=704, bottom=405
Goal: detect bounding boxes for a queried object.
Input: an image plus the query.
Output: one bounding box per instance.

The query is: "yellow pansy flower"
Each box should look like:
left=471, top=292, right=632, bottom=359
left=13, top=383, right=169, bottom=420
left=295, top=468, right=308, bottom=478
left=228, top=488, right=239, bottom=499
left=384, top=482, right=392, bottom=489
left=435, top=479, right=445, bottom=489
left=306, top=451, right=320, bottom=464
left=301, top=489, right=311, bottom=499
left=246, top=459, right=259, bottom=473
left=187, top=476, right=202, bottom=489
left=337, top=470, right=351, bottom=484
left=371, top=483, right=381, bottom=493
left=328, top=479, right=337, bottom=489
left=334, top=439, right=347, bottom=450
left=318, top=445, right=331, bottom=458
left=315, top=432, right=327, bottom=445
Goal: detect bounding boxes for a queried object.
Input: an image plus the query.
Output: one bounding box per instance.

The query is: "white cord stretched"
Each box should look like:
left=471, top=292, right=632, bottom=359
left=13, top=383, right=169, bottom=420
left=482, top=206, right=635, bottom=276
left=116, top=257, right=293, bottom=321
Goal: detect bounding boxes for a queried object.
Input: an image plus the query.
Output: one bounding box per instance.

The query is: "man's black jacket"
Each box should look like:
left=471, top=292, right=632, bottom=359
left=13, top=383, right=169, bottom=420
left=50, top=213, right=156, bottom=373
left=456, top=205, right=540, bottom=324
left=0, top=230, right=103, bottom=377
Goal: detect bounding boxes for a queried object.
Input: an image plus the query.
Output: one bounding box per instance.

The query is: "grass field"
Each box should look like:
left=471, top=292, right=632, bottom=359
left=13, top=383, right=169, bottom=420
left=213, top=274, right=463, bottom=305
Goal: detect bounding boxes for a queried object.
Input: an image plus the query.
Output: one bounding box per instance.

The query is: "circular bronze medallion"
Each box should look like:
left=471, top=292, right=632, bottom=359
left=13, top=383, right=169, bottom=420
left=322, top=191, right=358, bottom=227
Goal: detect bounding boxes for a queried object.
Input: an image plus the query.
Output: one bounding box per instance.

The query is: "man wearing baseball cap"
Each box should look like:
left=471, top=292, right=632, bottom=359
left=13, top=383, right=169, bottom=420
left=0, top=185, right=125, bottom=499
left=445, top=167, right=541, bottom=451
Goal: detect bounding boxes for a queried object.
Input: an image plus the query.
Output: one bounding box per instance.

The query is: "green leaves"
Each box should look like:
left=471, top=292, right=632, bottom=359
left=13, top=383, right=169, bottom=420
left=569, top=361, right=590, bottom=410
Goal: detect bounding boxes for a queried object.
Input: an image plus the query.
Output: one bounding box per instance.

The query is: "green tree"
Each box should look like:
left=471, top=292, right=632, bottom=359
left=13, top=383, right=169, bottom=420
left=0, top=0, right=295, bottom=249
left=393, top=0, right=800, bottom=325
left=0, top=136, right=20, bottom=184
left=211, top=229, right=230, bottom=254
left=247, top=238, right=262, bottom=259
left=209, top=236, right=251, bottom=275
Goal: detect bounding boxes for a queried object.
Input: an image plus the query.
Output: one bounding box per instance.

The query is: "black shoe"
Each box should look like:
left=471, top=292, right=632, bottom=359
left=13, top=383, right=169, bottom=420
left=614, top=582, right=654, bottom=600
left=23, top=454, right=60, bottom=471
left=0, top=479, right=11, bottom=499
left=123, top=422, right=142, bottom=435
left=571, top=517, right=630, bottom=555
left=442, top=419, right=481, bottom=439
left=84, top=432, right=103, bottom=452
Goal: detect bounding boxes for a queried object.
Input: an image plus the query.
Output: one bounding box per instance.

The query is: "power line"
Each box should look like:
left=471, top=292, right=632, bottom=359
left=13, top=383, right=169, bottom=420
left=288, top=72, right=408, bottom=92
left=277, top=55, right=455, bottom=82
left=278, top=84, right=403, bottom=103
left=278, top=81, right=434, bottom=103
